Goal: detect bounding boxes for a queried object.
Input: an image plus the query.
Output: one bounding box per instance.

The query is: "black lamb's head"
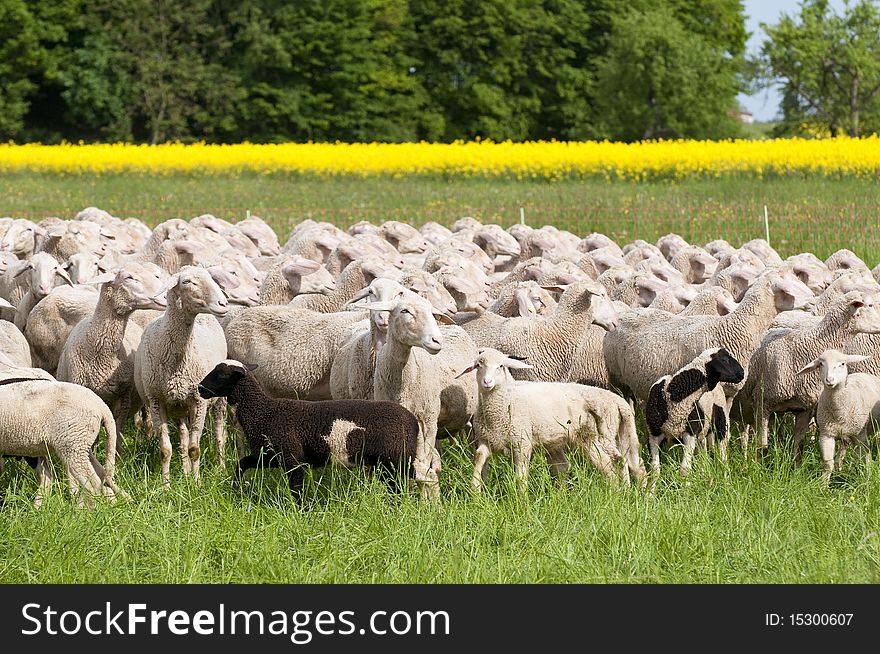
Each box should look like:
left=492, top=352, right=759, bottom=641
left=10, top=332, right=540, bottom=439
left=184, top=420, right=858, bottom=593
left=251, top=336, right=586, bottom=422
left=705, top=347, right=745, bottom=390
left=198, top=360, right=258, bottom=399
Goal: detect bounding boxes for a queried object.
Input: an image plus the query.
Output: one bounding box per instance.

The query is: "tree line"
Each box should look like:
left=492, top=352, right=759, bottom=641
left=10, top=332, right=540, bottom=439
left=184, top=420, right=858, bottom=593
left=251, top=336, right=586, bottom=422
left=2, top=0, right=879, bottom=144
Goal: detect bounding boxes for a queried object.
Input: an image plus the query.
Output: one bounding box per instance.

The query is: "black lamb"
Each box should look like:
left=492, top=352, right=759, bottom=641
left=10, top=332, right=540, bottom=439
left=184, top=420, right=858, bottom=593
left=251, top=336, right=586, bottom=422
left=198, top=360, right=420, bottom=498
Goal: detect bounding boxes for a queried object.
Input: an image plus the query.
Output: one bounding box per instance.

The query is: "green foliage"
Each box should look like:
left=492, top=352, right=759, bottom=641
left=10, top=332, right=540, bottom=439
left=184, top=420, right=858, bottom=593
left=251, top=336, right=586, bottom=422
left=0, top=0, right=750, bottom=142
left=593, top=5, right=744, bottom=140
left=762, top=0, right=880, bottom=137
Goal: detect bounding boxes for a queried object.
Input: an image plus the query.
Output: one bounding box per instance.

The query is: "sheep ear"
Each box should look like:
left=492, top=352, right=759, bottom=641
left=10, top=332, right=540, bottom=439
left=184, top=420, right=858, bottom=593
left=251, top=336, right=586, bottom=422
left=454, top=363, right=478, bottom=379
left=407, top=278, right=431, bottom=294
left=346, top=285, right=373, bottom=306
left=88, top=272, right=117, bottom=285
left=0, top=297, right=13, bottom=309
left=444, top=276, right=481, bottom=295
left=503, top=357, right=533, bottom=370
left=284, top=257, right=321, bottom=276
left=55, top=267, right=74, bottom=287
left=46, top=224, right=67, bottom=239
left=433, top=312, right=456, bottom=325
left=515, top=289, right=535, bottom=317
left=13, top=262, right=33, bottom=278
left=245, top=363, right=259, bottom=372
left=844, top=354, right=870, bottom=365
left=99, top=228, right=116, bottom=240
left=173, top=240, right=201, bottom=256
left=159, top=273, right=181, bottom=294
left=540, top=285, right=566, bottom=294
left=208, top=266, right=240, bottom=290
left=796, top=359, right=822, bottom=375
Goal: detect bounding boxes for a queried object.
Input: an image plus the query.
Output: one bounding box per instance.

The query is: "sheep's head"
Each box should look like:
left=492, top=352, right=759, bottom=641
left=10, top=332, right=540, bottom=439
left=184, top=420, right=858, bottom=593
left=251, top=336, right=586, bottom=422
left=91, top=263, right=169, bottom=312
left=347, top=278, right=408, bottom=333
left=402, top=272, right=456, bottom=316
left=198, top=360, right=259, bottom=399
left=702, top=347, right=745, bottom=390
left=456, top=347, right=532, bottom=391
left=367, top=294, right=452, bottom=354
left=0, top=219, right=42, bottom=258
left=797, top=349, right=869, bottom=389
left=16, top=252, right=72, bottom=298
left=164, top=265, right=232, bottom=317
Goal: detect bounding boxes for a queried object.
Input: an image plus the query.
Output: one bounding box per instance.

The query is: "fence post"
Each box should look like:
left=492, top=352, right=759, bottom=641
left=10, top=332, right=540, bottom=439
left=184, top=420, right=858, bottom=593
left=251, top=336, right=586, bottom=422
left=763, top=205, right=770, bottom=247
left=520, top=207, right=525, bottom=226
left=246, top=209, right=251, bottom=221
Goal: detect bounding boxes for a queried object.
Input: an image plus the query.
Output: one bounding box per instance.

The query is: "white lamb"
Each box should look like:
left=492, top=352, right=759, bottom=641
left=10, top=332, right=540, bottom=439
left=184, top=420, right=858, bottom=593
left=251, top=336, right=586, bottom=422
left=797, top=349, right=880, bottom=482
left=459, top=348, right=646, bottom=492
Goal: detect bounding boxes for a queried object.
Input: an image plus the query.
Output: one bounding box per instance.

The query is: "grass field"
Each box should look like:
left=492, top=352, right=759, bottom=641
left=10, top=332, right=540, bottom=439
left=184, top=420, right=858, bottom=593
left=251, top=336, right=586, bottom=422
left=2, top=173, right=880, bottom=583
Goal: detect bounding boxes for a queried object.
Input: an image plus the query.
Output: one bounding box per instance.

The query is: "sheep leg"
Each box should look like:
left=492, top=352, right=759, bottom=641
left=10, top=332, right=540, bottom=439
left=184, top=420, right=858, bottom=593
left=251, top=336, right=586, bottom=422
left=33, top=457, right=54, bottom=510
left=757, top=412, right=771, bottom=456
left=547, top=448, right=570, bottom=487
left=818, top=432, right=835, bottom=483
left=648, top=435, right=662, bottom=490
left=719, top=435, right=729, bottom=462
left=834, top=439, right=849, bottom=472
left=89, top=452, right=127, bottom=499
left=188, top=403, right=208, bottom=484
left=178, top=419, right=192, bottom=476
left=792, top=411, right=813, bottom=466
left=286, top=465, right=306, bottom=501
left=680, top=433, right=696, bottom=477
left=414, top=418, right=441, bottom=501
left=211, top=398, right=228, bottom=470
left=152, top=402, right=173, bottom=489
left=471, top=442, right=491, bottom=491
left=511, top=440, right=533, bottom=493
left=739, top=424, right=750, bottom=454
left=586, top=440, right=618, bottom=486
left=113, top=395, right=131, bottom=455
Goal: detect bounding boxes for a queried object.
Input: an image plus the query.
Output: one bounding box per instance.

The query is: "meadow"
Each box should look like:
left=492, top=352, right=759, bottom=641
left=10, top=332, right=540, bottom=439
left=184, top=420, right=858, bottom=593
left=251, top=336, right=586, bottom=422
left=1, top=171, right=880, bottom=583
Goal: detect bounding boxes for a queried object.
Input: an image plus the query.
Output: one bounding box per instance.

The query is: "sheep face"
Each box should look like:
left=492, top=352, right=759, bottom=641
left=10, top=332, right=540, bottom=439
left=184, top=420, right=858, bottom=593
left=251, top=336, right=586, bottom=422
left=798, top=350, right=870, bottom=389
left=20, top=253, right=73, bottom=298
left=0, top=220, right=40, bottom=257
left=457, top=348, right=532, bottom=391
left=849, top=295, right=880, bottom=334
left=198, top=360, right=256, bottom=398
left=769, top=273, right=815, bottom=312
left=704, top=348, right=745, bottom=390
left=347, top=278, right=407, bottom=332
left=169, top=266, right=231, bottom=317
left=103, top=267, right=169, bottom=311
left=370, top=297, right=449, bottom=354
left=65, top=253, right=108, bottom=284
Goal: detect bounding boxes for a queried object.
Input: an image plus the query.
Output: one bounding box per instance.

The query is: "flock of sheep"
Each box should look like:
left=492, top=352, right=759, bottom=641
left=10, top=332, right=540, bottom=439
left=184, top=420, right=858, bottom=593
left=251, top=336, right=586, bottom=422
left=1, top=208, right=879, bottom=506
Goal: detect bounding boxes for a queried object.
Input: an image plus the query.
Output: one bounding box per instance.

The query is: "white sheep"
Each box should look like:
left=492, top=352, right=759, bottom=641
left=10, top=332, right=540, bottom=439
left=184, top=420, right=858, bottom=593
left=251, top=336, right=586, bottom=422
left=134, top=265, right=236, bottom=486
left=459, top=348, right=645, bottom=491
left=797, top=349, right=880, bottom=482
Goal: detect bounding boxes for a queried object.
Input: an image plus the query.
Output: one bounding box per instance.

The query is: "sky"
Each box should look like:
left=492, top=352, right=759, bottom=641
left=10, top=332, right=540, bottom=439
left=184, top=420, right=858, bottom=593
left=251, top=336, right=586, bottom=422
left=737, top=0, right=848, bottom=121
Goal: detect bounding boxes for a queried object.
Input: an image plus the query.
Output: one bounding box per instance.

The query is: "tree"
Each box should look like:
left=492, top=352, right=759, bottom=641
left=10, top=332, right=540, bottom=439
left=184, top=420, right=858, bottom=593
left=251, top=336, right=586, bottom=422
left=592, top=6, right=743, bottom=141
left=761, top=0, right=880, bottom=137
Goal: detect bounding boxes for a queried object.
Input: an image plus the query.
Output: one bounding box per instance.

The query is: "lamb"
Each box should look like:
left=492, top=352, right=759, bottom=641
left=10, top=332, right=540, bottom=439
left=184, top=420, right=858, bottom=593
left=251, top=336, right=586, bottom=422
left=0, top=377, right=124, bottom=506
left=134, top=265, right=237, bottom=486
left=463, top=280, right=619, bottom=383
left=645, top=348, right=745, bottom=482
left=459, top=348, right=645, bottom=491
left=57, top=265, right=170, bottom=439
left=197, top=360, right=421, bottom=498
left=369, top=293, right=479, bottom=500
left=797, top=349, right=880, bottom=482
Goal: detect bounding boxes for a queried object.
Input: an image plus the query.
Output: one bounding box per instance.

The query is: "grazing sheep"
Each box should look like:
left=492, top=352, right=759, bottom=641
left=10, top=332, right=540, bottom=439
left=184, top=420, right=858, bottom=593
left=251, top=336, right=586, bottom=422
left=797, top=350, right=880, bottom=482
left=460, top=348, right=645, bottom=491
left=0, top=377, right=124, bottom=505
left=134, top=266, right=236, bottom=486
left=198, top=360, right=421, bottom=498
left=645, top=348, right=745, bottom=482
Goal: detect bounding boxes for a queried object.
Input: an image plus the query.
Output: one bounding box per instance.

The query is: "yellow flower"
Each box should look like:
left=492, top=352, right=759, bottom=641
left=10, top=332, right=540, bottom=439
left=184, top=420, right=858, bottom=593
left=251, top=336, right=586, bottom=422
left=0, top=137, right=877, bottom=179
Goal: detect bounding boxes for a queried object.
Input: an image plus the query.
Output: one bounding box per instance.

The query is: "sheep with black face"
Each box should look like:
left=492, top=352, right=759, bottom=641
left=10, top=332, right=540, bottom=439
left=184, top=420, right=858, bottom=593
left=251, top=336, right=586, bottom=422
left=645, top=347, right=745, bottom=484
left=198, top=360, right=421, bottom=499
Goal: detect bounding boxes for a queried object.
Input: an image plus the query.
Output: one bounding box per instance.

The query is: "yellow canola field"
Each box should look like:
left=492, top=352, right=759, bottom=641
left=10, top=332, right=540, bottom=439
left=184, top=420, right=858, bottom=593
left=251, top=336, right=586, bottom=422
left=0, top=137, right=879, bottom=179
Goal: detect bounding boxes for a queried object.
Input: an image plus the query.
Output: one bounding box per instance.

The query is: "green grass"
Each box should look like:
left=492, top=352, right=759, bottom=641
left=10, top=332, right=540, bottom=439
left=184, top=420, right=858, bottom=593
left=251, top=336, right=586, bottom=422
left=1, top=423, right=879, bottom=583
left=2, top=173, right=880, bottom=583
left=2, top=174, right=880, bottom=262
